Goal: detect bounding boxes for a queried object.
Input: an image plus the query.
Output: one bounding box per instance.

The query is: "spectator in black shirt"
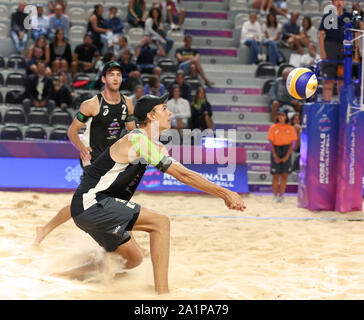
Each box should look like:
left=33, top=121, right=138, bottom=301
left=10, top=1, right=28, bottom=55
left=118, top=48, right=142, bottom=91
left=26, top=46, right=53, bottom=76
left=50, top=29, right=72, bottom=73
left=135, top=35, right=164, bottom=75
left=191, top=86, right=213, bottom=130
left=167, top=70, right=192, bottom=102
left=26, top=61, right=54, bottom=109
left=175, top=35, right=214, bottom=87
left=52, top=70, right=73, bottom=108
left=71, top=34, right=101, bottom=76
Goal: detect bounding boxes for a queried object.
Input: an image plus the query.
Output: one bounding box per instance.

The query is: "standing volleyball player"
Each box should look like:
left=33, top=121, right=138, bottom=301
left=55, top=94, right=246, bottom=294
left=33, top=61, right=138, bottom=246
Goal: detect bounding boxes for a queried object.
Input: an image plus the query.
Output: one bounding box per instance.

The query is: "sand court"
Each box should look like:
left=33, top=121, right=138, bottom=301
left=1, top=190, right=364, bottom=300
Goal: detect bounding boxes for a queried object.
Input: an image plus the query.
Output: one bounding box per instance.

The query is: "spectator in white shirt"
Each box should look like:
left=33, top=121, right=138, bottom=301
left=240, top=12, right=263, bottom=64
left=299, top=16, right=318, bottom=47
left=31, top=4, right=49, bottom=41
left=166, top=84, right=191, bottom=130
left=300, top=43, right=319, bottom=68
left=263, top=13, right=284, bottom=65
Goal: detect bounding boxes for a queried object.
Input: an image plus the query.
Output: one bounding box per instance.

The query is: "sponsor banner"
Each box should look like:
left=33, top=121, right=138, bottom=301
left=138, top=164, right=248, bottom=194
left=212, top=105, right=269, bottom=113
left=185, top=12, right=227, bottom=19
left=236, top=143, right=270, bottom=151
left=196, top=48, right=237, bottom=57
left=249, top=184, right=298, bottom=193
left=335, top=85, right=364, bottom=211
left=206, top=88, right=261, bottom=95
left=298, top=103, right=339, bottom=211
left=184, top=29, right=233, bottom=38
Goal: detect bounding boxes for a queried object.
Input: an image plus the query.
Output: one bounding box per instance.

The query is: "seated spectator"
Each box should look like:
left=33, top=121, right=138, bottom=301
left=165, top=0, right=186, bottom=31
left=144, top=75, right=165, bottom=96
left=105, top=6, right=124, bottom=44
left=190, top=86, right=213, bottom=130
left=94, top=51, right=116, bottom=90
left=353, top=1, right=364, bottom=19
left=135, top=35, right=165, bottom=75
left=167, top=69, right=192, bottom=102
left=300, top=43, right=319, bottom=68
left=127, top=0, right=146, bottom=28
left=269, top=68, right=303, bottom=122
left=281, top=12, right=303, bottom=54
left=241, top=13, right=263, bottom=65
left=114, top=35, right=135, bottom=60
left=263, top=13, right=284, bottom=65
left=10, top=1, right=28, bottom=55
left=128, top=84, right=144, bottom=106
left=118, top=49, right=141, bottom=91
left=252, top=0, right=288, bottom=17
left=71, top=34, right=101, bottom=76
left=26, top=61, right=54, bottom=109
left=175, top=35, right=214, bottom=87
left=31, top=3, right=49, bottom=41
left=48, top=0, right=67, bottom=16
left=52, top=70, right=73, bottom=108
left=299, top=16, right=318, bottom=48
left=49, top=29, right=72, bottom=73
left=27, top=46, right=52, bottom=76
left=166, top=84, right=191, bottom=130
left=48, top=4, right=70, bottom=40
left=27, top=35, right=50, bottom=66
left=145, top=7, right=174, bottom=55
left=87, top=4, right=114, bottom=55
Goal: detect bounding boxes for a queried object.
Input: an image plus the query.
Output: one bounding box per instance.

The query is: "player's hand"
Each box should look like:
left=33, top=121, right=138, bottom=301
left=80, top=147, right=92, bottom=162
left=273, top=155, right=280, bottom=164
left=320, top=51, right=327, bottom=60
left=224, top=191, right=246, bottom=211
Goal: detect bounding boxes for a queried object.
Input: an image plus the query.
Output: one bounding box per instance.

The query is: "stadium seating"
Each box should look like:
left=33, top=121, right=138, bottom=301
left=254, top=63, right=277, bottom=79
left=0, top=73, right=3, bottom=86
left=50, top=109, right=73, bottom=126
left=7, top=55, right=26, bottom=70
left=27, top=108, right=50, bottom=126
left=0, top=55, right=4, bottom=69
left=6, top=72, right=26, bottom=87
left=277, top=64, right=295, bottom=77
left=24, top=125, right=48, bottom=140
left=49, top=126, right=69, bottom=141
left=0, top=124, right=23, bottom=140
left=157, top=58, right=178, bottom=74
left=5, top=89, right=25, bottom=105
left=261, top=79, right=275, bottom=95
left=3, top=107, right=26, bottom=125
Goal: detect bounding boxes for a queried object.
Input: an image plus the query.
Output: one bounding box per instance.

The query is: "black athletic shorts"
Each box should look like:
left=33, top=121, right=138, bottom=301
left=321, top=40, right=344, bottom=79
left=270, top=145, right=292, bottom=175
left=72, top=197, right=141, bottom=252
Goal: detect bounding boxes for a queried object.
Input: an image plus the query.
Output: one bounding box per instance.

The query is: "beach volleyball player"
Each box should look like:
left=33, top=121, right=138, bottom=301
left=33, top=61, right=138, bottom=246
left=61, top=94, right=246, bottom=294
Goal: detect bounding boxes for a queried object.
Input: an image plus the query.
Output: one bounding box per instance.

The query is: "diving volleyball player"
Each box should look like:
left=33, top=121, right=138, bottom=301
left=58, top=94, right=246, bottom=294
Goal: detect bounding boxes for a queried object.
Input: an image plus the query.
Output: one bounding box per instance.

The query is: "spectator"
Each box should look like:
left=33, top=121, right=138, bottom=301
left=353, top=1, right=364, bottom=19
left=135, top=35, right=165, bottom=75
left=240, top=13, right=263, bottom=65
left=87, top=4, right=114, bottom=54
left=48, top=0, right=67, bottom=16
left=114, top=35, right=134, bottom=60
left=49, top=28, right=72, bottom=73
left=105, top=6, right=124, bottom=43
left=319, top=0, right=352, bottom=102
left=175, top=35, right=214, bottom=87
left=263, top=13, right=284, bottom=65
left=252, top=0, right=288, bottom=17
left=191, top=86, right=213, bottom=130
left=10, top=1, right=28, bottom=55
left=300, top=43, right=319, bottom=68
left=166, top=84, right=191, bottom=130
left=118, top=48, right=141, bottom=91
left=127, top=0, right=146, bottom=28
left=167, top=69, right=192, bottom=102
left=144, top=74, right=165, bottom=96
left=27, top=35, right=50, bottom=66
left=26, top=60, right=54, bottom=109
left=52, top=70, right=73, bottom=108
left=269, top=67, right=303, bottom=122
left=31, top=3, right=49, bottom=41
left=268, top=108, right=297, bottom=203
left=300, top=16, right=318, bottom=47
left=145, top=7, right=174, bottom=55
left=71, top=34, right=101, bottom=76
left=165, top=0, right=186, bottom=30
left=290, top=112, right=302, bottom=172
left=27, top=46, right=52, bottom=76
left=128, top=84, right=144, bottom=106
left=48, top=4, right=70, bottom=40
left=281, top=12, right=303, bottom=54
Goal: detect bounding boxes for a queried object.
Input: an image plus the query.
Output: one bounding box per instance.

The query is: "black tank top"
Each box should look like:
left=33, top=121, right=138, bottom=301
left=71, top=129, right=148, bottom=216
left=81, top=93, right=129, bottom=164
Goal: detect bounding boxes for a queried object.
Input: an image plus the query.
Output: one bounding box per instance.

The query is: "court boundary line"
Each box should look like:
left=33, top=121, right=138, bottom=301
left=1, top=207, right=363, bottom=222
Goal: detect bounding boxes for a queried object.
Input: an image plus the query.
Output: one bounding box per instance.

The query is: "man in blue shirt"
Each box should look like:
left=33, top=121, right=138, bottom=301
left=318, top=0, right=360, bottom=102
left=31, top=4, right=49, bottom=41
left=48, top=4, right=70, bottom=40
left=135, top=35, right=165, bottom=75
left=281, top=12, right=303, bottom=54
left=105, top=7, right=124, bottom=41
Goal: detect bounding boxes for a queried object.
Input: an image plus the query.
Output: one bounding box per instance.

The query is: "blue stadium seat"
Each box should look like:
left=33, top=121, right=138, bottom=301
left=24, top=125, right=47, bottom=140
left=0, top=124, right=23, bottom=140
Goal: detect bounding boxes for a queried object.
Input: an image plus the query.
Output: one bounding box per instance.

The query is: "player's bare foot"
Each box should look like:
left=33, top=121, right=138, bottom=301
left=33, top=227, right=46, bottom=246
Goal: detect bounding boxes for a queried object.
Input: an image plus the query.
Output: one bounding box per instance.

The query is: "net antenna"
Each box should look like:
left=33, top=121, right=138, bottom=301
left=348, top=28, right=364, bottom=116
